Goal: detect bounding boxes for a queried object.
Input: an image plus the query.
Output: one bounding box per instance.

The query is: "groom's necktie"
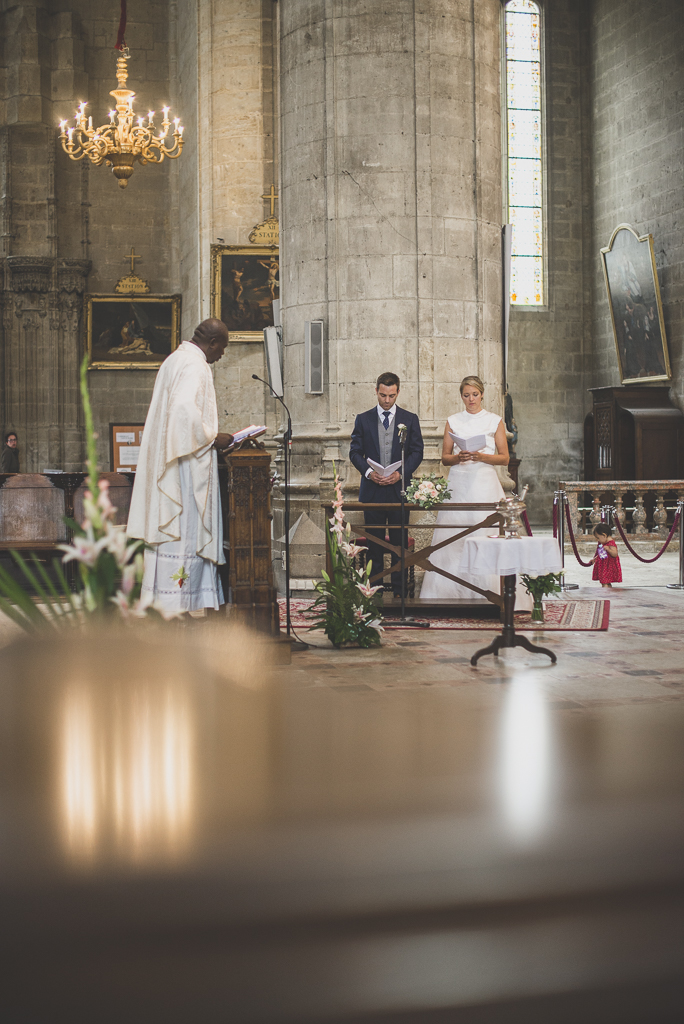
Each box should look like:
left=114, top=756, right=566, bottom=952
left=383, top=412, right=390, bottom=431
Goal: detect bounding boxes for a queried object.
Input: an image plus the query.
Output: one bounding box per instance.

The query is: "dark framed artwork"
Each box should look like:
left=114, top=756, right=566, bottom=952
left=600, top=224, right=670, bottom=384
left=210, top=245, right=279, bottom=342
left=85, top=295, right=181, bottom=369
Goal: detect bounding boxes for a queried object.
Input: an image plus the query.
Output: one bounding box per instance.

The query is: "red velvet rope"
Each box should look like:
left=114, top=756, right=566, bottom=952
left=522, top=509, right=533, bottom=536
left=115, top=0, right=127, bottom=50
left=552, top=498, right=558, bottom=539
left=564, top=500, right=594, bottom=567
left=612, top=508, right=681, bottom=563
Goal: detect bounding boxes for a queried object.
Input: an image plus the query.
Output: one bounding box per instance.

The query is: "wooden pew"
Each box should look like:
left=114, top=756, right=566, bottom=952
left=0, top=472, right=132, bottom=588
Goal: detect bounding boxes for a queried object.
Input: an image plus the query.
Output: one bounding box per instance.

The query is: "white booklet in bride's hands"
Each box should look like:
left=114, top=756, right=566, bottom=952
left=367, top=458, right=402, bottom=477
left=449, top=432, right=486, bottom=452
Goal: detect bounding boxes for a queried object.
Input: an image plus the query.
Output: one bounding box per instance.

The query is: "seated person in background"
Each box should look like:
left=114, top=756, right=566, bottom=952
left=1, top=431, right=19, bottom=473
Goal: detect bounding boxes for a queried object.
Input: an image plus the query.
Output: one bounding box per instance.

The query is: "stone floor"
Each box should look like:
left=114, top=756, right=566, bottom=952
left=1, top=536, right=681, bottom=714
left=281, top=535, right=684, bottom=712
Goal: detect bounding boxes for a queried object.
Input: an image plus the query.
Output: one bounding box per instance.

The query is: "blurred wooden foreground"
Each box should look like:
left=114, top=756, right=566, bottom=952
left=0, top=626, right=682, bottom=1022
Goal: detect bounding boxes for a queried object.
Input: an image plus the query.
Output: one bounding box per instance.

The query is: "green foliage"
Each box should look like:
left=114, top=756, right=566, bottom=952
left=520, top=572, right=563, bottom=600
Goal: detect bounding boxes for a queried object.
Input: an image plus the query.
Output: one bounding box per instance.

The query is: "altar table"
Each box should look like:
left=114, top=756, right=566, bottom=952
left=460, top=536, right=562, bottom=665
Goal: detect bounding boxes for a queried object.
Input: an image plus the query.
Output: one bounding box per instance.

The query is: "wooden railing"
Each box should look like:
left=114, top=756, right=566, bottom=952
left=560, top=480, right=684, bottom=538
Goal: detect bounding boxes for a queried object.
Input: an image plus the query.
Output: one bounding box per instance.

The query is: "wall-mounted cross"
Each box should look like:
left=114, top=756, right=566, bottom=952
left=124, top=247, right=142, bottom=273
left=261, top=184, right=279, bottom=218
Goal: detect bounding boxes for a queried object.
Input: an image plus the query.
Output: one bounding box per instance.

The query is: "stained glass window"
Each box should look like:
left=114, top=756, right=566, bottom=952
left=505, top=0, right=544, bottom=305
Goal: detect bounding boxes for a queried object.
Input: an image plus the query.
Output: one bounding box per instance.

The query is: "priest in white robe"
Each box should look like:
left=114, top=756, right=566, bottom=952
left=127, top=318, right=234, bottom=613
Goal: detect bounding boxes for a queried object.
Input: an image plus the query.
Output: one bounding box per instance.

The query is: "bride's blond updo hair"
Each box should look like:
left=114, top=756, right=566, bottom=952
left=459, top=375, right=484, bottom=396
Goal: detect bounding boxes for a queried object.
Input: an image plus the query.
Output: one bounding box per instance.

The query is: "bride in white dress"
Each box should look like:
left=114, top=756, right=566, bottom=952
left=421, top=376, right=517, bottom=603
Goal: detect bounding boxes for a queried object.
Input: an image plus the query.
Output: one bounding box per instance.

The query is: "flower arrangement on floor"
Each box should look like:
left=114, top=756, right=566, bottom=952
left=0, top=357, right=168, bottom=633
left=308, top=469, right=384, bottom=648
left=519, top=571, right=563, bottom=622
left=405, top=473, right=451, bottom=510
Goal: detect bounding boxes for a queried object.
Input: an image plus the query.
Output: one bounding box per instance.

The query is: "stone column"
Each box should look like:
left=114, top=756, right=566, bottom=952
left=279, top=0, right=503, bottom=518
left=0, top=5, right=90, bottom=472
left=1, top=256, right=90, bottom=471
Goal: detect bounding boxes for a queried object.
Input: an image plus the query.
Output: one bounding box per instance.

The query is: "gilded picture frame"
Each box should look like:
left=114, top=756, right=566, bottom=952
left=600, top=224, right=670, bottom=384
left=85, top=295, right=181, bottom=370
left=210, top=244, right=279, bottom=342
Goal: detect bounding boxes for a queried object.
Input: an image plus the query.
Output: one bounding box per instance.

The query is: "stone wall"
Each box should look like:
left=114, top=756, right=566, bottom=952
left=590, top=0, right=684, bottom=397
left=175, top=0, right=280, bottom=445
left=0, top=0, right=177, bottom=470
left=0, top=5, right=90, bottom=470
left=506, top=0, right=593, bottom=524
left=279, top=0, right=504, bottom=530
left=72, top=0, right=177, bottom=469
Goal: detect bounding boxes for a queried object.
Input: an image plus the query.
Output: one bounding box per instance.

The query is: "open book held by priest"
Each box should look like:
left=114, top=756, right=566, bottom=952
left=230, top=425, right=266, bottom=446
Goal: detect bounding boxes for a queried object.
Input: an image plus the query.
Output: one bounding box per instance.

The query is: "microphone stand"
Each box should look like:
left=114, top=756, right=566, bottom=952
left=397, top=426, right=429, bottom=628
left=252, top=374, right=308, bottom=651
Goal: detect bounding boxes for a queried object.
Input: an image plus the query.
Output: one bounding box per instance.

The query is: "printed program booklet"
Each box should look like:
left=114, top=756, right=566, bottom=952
left=366, top=458, right=402, bottom=477
left=449, top=432, right=486, bottom=452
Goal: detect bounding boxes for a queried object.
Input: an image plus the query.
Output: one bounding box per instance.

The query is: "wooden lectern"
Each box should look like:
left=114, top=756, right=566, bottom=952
left=584, top=386, right=684, bottom=480
left=218, top=442, right=278, bottom=634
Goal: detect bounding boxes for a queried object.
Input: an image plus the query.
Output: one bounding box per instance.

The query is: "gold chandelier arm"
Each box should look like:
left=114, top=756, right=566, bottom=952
left=139, top=148, right=164, bottom=165
left=160, top=137, right=184, bottom=159
left=60, top=139, right=87, bottom=161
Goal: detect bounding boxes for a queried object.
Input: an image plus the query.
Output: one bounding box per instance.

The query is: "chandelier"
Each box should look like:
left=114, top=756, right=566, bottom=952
left=58, top=49, right=184, bottom=189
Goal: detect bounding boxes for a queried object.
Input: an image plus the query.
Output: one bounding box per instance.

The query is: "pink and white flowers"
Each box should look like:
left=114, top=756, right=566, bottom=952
left=405, top=473, right=451, bottom=510
left=310, top=463, right=384, bottom=648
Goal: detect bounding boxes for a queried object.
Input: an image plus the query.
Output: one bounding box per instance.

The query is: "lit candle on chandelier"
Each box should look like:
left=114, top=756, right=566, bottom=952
left=148, top=111, right=154, bottom=124
left=174, top=117, right=180, bottom=131
left=109, top=109, right=115, bottom=122
left=137, top=117, right=144, bottom=127
left=59, top=120, right=66, bottom=134
left=162, top=106, right=169, bottom=122
left=88, top=116, right=93, bottom=130
left=178, top=125, right=184, bottom=137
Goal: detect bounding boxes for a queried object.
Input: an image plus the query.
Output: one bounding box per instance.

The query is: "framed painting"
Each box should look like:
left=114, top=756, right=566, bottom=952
left=210, top=244, right=279, bottom=342
left=85, top=295, right=181, bottom=369
left=600, top=225, right=670, bottom=384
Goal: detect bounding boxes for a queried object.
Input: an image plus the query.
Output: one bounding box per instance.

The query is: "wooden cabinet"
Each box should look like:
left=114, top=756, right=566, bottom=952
left=584, top=386, right=684, bottom=481
left=218, top=443, right=278, bottom=633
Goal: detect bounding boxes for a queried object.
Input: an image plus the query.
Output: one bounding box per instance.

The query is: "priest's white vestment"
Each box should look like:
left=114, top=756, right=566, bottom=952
left=127, top=340, right=224, bottom=611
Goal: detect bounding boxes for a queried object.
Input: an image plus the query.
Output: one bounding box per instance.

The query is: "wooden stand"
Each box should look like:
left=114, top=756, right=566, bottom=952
left=219, top=443, right=278, bottom=634
left=584, top=386, right=684, bottom=480
left=470, top=574, right=556, bottom=665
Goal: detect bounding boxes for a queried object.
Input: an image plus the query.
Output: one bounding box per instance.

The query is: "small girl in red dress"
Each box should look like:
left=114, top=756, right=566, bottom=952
left=591, top=524, right=622, bottom=587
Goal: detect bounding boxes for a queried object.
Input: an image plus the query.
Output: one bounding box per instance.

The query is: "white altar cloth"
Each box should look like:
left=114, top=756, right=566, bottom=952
left=459, top=536, right=562, bottom=578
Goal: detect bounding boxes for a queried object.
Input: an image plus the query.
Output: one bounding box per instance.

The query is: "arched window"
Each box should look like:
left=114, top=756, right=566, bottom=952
left=504, top=0, right=544, bottom=306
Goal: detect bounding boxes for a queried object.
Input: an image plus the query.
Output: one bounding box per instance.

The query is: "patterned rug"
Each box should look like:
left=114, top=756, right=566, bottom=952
left=278, top=598, right=610, bottom=631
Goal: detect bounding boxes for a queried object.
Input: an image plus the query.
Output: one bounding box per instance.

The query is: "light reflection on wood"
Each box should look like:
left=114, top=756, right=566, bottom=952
left=60, top=680, right=194, bottom=864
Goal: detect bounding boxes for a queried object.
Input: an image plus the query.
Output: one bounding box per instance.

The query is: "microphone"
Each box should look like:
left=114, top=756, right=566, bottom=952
left=253, top=372, right=278, bottom=399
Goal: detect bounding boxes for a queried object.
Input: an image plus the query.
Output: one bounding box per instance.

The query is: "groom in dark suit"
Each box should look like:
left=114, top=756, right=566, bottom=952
left=349, top=372, right=424, bottom=596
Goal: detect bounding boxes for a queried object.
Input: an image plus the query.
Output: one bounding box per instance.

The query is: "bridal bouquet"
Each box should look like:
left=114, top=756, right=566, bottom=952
left=308, top=467, right=383, bottom=648
left=405, top=473, right=451, bottom=510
